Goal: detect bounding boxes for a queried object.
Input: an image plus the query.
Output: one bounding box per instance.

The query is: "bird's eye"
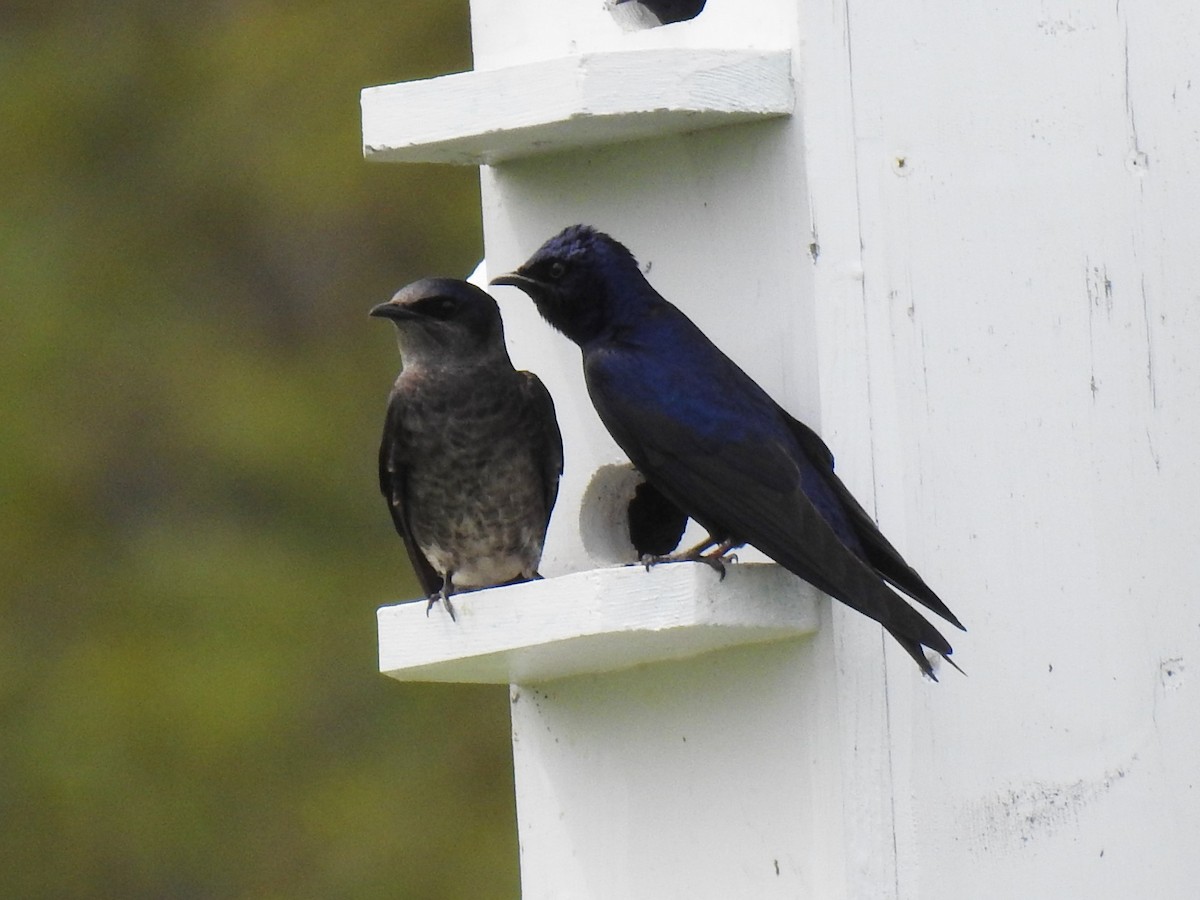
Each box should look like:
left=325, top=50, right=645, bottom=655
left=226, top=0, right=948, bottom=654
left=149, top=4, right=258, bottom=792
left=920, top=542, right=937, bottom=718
left=413, top=296, right=458, bottom=319
left=547, top=261, right=566, bottom=280
left=419, top=297, right=457, bottom=318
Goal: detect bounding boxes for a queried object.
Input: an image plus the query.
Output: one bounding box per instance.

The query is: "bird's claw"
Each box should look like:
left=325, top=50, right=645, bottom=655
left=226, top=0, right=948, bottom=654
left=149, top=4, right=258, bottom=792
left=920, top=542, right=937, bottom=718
left=638, top=544, right=739, bottom=580
left=639, top=553, right=663, bottom=572
left=696, top=549, right=739, bottom=580
left=639, top=551, right=690, bottom=571
left=425, top=591, right=456, bottom=622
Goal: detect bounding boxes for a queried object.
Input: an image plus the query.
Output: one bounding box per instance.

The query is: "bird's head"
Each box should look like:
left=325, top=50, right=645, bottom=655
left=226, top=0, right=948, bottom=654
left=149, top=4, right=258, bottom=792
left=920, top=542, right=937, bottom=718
left=369, top=278, right=507, bottom=365
left=491, top=225, right=646, bottom=346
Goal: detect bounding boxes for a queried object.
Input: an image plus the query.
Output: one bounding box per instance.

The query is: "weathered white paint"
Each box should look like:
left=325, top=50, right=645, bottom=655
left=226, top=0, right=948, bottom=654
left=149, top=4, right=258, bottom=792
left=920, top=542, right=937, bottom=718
left=369, top=0, right=1200, bottom=896
left=821, top=2, right=1200, bottom=897
left=377, top=562, right=817, bottom=684
left=361, top=49, right=792, bottom=165
left=509, top=636, right=843, bottom=899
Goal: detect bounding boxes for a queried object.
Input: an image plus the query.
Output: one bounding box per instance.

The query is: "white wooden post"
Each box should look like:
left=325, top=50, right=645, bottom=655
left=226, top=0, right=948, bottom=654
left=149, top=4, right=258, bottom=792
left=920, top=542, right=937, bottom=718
left=364, top=1, right=1200, bottom=897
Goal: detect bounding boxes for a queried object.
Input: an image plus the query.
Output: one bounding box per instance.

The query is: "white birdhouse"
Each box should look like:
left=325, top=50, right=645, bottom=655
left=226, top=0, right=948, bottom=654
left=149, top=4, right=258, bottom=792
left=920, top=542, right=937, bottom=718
left=364, top=0, right=1200, bottom=896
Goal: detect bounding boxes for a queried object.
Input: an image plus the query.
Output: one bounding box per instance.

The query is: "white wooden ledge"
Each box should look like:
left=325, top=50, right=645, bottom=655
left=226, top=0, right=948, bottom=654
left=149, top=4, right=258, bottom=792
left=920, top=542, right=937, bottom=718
left=361, top=48, right=794, bottom=165
left=377, top=562, right=818, bottom=684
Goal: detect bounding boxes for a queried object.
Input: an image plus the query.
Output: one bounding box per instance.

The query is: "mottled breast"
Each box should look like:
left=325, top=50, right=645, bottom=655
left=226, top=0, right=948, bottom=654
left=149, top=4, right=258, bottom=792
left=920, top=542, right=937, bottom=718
left=398, top=366, right=550, bottom=589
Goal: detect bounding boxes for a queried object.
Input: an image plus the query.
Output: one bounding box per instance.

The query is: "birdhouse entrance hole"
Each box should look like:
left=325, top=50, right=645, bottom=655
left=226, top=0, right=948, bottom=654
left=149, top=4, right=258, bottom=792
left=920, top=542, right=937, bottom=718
left=608, top=0, right=706, bottom=31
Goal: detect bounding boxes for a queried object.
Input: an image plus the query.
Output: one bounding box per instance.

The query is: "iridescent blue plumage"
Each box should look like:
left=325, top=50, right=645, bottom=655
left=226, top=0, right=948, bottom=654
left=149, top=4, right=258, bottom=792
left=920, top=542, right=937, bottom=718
left=493, top=226, right=963, bottom=678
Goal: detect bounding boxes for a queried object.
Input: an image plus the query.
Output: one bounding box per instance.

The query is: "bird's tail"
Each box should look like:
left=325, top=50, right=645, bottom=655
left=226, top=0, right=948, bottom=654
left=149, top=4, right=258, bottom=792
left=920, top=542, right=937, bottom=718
left=827, top=480, right=964, bottom=632
left=888, top=628, right=963, bottom=681
left=872, top=591, right=959, bottom=680
left=761, top=530, right=959, bottom=680
left=780, top=410, right=965, bottom=633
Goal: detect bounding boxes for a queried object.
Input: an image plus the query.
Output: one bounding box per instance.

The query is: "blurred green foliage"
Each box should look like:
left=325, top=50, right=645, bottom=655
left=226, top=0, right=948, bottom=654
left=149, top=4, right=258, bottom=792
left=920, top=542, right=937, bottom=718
left=0, top=2, right=521, bottom=896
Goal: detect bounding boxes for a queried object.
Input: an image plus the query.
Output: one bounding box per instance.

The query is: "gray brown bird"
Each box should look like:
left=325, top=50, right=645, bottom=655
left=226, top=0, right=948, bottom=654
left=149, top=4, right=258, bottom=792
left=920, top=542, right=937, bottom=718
left=371, top=278, right=563, bottom=619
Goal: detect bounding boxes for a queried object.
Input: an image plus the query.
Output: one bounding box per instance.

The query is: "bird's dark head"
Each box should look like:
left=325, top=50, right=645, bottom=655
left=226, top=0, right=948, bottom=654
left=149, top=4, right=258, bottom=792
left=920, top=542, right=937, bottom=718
left=369, top=278, right=507, bottom=365
left=491, top=225, right=646, bottom=346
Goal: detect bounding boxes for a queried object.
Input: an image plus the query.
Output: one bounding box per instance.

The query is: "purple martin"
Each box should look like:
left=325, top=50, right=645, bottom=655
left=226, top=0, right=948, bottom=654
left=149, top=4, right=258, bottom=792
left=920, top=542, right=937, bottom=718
left=371, top=278, right=563, bottom=619
left=492, top=226, right=963, bottom=677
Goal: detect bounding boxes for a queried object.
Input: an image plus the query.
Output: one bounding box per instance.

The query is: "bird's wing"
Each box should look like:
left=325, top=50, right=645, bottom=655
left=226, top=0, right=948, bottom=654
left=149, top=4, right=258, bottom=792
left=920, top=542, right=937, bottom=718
left=586, top=354, right=953, bottom=675
left=518, top=371, right=564, bottom=537
left=379, top=395, right=441, bottom=597
left=779, top=411, right=964, bottom=631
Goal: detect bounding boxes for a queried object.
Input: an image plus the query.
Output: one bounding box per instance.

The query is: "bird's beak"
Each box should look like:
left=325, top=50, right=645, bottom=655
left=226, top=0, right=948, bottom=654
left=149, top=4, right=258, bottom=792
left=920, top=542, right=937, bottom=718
left=369, top=301, right=417, bottom=321
left=489, top=272, right=539, bottom=293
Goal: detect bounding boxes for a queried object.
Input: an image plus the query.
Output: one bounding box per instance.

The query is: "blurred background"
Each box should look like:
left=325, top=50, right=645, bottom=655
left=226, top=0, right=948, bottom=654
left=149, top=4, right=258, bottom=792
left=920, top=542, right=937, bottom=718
left=0, top=2, right=521, bottom=896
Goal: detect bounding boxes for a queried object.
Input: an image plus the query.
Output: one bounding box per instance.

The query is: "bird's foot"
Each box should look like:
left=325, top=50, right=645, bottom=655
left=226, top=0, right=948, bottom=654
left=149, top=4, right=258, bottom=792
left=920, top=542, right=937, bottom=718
left=695, top=541, right=739, bottom=581
left=640, top=534, right=717, bottom=570
left=640, top=539, right=739, bottom=580
left=424, top=590, right=457, bottom=622
left=639, top=552, right=668, bottom=571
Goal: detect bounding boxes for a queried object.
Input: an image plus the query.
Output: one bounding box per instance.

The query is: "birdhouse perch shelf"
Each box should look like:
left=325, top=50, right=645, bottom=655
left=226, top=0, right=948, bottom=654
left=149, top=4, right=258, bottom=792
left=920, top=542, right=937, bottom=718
left=360, top=48, right=793, bottom=165
left=377, top=562, right=818, bottom=685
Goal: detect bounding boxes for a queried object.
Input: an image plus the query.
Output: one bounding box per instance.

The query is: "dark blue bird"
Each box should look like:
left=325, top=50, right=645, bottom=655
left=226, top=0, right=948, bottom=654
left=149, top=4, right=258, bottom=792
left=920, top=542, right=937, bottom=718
left=372, top=278, right=563, bottom=620
left=492, top=226, right=963, bottom=677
